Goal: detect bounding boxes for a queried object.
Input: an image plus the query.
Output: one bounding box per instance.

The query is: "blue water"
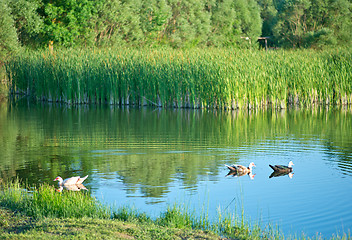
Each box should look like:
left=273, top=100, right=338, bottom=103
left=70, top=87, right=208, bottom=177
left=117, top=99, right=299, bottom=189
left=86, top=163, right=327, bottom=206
left=1, top=101, right=351, bottom=237
left=91, top=142, right=352, bottom=237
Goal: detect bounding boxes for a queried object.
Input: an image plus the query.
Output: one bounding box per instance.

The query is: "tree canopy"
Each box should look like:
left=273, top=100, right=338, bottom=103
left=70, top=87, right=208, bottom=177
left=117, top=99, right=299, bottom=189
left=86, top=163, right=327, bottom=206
left=0, top=0, right=351, bottom=51
left=0, top=0, right=19, bottom=59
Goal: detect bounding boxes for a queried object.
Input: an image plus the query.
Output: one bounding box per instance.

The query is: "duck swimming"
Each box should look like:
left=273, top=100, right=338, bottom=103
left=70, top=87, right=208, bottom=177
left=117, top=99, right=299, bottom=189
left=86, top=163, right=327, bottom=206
left=225, top=162, right=256, bottom=175
left=54, top=175, right=88, bottom=186
left=269, top=161, right=294, bottom=173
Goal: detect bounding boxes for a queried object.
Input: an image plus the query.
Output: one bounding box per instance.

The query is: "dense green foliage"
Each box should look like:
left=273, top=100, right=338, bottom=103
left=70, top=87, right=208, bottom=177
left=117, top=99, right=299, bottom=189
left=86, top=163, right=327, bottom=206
left=6, top=48, right=352, bottom=108
left=272, top=0, right=352, bottom=48
left=1, top=0, right=351, bottom=51
left=7, top=0, right=43, bottom=46
left=0, top=0, right=19, bottom=59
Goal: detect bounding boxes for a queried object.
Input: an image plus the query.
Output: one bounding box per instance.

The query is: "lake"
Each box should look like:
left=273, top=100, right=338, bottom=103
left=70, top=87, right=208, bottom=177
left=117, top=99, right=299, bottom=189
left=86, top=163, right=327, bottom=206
left=1, top=99, right=351, bottom=238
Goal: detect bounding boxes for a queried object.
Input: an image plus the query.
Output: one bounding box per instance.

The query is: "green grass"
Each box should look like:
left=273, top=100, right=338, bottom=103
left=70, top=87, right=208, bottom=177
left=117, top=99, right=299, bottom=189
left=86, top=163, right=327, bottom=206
left=0, top=180, right=110, bottom=219
left=5, top=48, right=352, bottom=109
left=0, top=208, right=222, bottom=240
left=1, top=180, right=351, bottom=239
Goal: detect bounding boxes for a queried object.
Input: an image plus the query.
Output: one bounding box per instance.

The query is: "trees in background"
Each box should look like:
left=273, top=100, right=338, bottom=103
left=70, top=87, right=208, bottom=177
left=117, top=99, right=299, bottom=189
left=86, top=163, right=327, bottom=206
left=0, top=0, right=351, bottom=50
left=140, top=0, right=172, bottom=46
left=209, top=0, right=238, bottom=46
left=7, top=0, right=43, bottom=46
left=41, top=0, right=97, bottom=47
left=166, top=0, right=211, bottom=47
left=0, top=0, right=19, bottom=59
left=1, top=0, right=263, bottom=49
left=257, top=0, right=277, bottom=40
left=270, top=0, right=352, bottom=48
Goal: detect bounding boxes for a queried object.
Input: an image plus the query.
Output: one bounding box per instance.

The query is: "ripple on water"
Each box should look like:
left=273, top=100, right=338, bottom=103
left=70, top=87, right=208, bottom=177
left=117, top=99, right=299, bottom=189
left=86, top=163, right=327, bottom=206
left=2, top=103, right=352, bottom=238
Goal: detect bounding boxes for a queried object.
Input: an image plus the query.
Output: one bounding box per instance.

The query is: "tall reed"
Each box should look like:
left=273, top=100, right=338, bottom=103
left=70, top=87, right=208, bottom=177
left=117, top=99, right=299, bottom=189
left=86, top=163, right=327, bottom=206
left=5, top=48, right=352, bottom=109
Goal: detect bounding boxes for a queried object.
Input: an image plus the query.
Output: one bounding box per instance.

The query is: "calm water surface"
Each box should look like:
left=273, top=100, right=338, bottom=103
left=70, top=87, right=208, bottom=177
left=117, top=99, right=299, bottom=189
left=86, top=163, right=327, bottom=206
left=1, top=99, right=352, bottom=237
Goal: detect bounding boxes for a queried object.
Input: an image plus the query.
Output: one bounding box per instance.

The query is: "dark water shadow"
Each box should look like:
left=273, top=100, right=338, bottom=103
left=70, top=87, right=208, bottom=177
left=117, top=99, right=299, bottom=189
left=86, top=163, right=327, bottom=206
left=225, top=170, right=255, bottom=179
left=269, top=171, right=294, bottom=179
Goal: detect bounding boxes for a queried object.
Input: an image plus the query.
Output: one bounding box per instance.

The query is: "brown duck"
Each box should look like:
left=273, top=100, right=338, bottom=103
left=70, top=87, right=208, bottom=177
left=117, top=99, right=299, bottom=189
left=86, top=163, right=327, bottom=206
left=269, top=161, right=294, bottom=173
left=225, top=162, right=256, bottom=175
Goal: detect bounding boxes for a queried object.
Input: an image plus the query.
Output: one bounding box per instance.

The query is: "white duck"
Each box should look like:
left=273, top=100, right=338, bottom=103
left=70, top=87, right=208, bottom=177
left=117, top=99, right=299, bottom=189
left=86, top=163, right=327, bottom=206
left=54, top=175, right=88, bottom=186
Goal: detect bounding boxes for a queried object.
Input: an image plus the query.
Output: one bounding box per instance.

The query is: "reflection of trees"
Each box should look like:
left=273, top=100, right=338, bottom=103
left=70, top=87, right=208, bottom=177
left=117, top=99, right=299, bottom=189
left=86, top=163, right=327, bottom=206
left=323, top=140, right=352, bottom=176
left=1, top=100, right=352, bottom=198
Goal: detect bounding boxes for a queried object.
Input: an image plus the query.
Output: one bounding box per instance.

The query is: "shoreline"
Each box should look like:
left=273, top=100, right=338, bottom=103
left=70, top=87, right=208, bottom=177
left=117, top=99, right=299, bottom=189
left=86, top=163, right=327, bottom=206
left=0, top=181, right=350, bottom=239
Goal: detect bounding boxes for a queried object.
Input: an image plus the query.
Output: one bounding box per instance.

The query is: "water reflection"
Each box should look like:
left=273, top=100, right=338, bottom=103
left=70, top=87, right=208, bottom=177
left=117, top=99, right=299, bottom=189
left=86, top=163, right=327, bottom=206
left=1, top=100, right=352, bottom=237
left=269, top=171, right=294, bottom=178
left=1, top=101, right=352, bottom=194
left=226, top=171, right=256, bottom=179
left=0, top=105, right=351, bottom=175
left=56, top=184, right=88, bottom=192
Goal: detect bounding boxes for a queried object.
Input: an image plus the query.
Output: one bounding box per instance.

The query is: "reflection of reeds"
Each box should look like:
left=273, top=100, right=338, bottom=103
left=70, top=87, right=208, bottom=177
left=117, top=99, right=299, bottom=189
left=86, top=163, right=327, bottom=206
left=6, top=48, right=352, bottom=109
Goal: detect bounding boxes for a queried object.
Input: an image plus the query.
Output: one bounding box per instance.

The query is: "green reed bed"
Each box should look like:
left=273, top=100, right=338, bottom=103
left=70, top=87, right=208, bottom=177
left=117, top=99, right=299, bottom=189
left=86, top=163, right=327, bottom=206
left=5, top=48, right=352, bottom=109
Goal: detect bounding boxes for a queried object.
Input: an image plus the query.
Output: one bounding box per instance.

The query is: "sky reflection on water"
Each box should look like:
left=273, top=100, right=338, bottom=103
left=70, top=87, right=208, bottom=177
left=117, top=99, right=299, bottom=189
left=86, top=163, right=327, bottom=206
left=1, top=101, right=352, bottom=237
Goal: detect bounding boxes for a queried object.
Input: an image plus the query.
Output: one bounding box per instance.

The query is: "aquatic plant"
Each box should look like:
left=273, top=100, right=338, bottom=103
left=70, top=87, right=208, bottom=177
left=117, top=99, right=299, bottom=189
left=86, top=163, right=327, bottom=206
left=5, top=48, right=352, bottom=109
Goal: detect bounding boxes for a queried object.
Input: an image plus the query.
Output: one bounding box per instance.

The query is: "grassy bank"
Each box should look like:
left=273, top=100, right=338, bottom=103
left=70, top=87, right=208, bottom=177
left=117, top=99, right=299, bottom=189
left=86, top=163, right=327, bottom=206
left=0, top=181, right=267, bottom=239
left=1, top=181, right=351, bottom=239
left=5, top=48, right=352, bottom=109
left=0, top=208, right=223, bottom=240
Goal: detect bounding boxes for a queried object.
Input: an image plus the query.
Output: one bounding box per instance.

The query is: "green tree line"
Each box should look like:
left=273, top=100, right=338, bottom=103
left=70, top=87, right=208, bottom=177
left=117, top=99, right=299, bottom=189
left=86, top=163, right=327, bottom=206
left=0, top=0, right=351, bottom=56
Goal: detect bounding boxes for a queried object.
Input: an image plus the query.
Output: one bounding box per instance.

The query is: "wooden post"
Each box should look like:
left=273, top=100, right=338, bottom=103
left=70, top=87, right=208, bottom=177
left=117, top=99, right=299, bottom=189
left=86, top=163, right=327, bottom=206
left=257, top=37, right=270, bottom=51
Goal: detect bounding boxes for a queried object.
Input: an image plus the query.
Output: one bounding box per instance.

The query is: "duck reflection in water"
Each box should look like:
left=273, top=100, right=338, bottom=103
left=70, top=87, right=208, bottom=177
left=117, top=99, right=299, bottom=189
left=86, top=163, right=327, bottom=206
left=226, top=171, right=256, bottom=179
left=269, top=171, right=294, bottom=179
left=56, top=184, right=88, bottom=192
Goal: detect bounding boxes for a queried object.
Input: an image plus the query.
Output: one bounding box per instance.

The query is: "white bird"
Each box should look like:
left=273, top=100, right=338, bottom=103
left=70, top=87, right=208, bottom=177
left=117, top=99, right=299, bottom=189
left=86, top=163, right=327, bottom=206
left=54, top=175, right=88, bottom=186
